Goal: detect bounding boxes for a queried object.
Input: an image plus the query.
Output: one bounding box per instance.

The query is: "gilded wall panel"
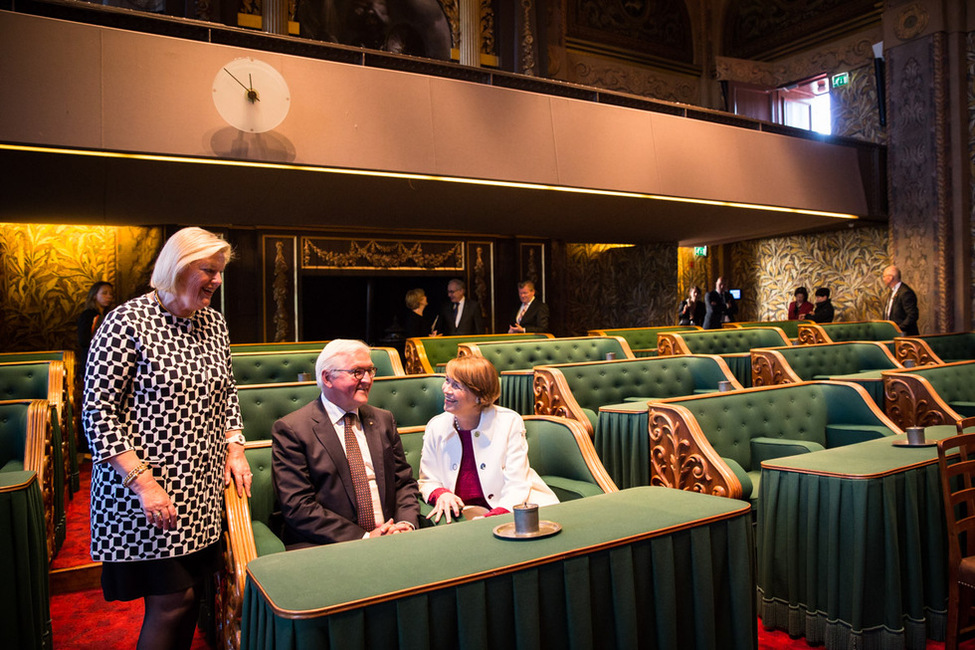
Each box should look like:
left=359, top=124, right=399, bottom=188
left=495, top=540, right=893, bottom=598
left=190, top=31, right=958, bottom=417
left=564, top=243, right=677, bottom=335
left=0, top=224, right=159, bottom=353
left=677, top=246, right=712, bottom=300
left=728, top=226, right=889, bottom=323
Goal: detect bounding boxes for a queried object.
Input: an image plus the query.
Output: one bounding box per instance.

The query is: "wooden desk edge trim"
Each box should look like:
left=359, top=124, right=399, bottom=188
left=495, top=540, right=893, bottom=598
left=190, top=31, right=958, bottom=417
left=761, top=454, right=941, bottom=479
left=0, top=471, right=38, bottom=492
left=244, top=502, right=752, bottom=620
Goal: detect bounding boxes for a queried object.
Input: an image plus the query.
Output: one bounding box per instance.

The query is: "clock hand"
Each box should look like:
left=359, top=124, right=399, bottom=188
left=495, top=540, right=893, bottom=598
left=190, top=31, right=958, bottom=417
left=223, top=68, right=260, bottom=103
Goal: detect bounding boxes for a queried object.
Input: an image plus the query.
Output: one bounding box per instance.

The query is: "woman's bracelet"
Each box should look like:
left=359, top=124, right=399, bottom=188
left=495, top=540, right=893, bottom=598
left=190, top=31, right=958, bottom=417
left=122, top=461, right=151, bottom=488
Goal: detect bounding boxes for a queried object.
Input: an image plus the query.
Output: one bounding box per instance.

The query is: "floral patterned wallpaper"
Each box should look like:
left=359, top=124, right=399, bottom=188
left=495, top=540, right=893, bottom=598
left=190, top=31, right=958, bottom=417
left=563, top=243, right=678, bottom=335
left=728, top=225, right=889, bottom=323
left=0, top=224, right=161, bottom=353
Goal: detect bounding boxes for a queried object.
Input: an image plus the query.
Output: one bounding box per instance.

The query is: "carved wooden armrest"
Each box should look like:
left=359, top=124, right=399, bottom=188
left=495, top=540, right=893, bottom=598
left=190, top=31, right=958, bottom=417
left=882, top=372, right=956, bottom=429
left=404, top=339, right=433, bottom=374
left=657, top=333, right=689, bottom=357
left=894, top=338, right=940, bottom=367
left=751, top=350, right=801, bottom=387
left=532, top=369, right=593, bottom=435
left=797, top=324, right=827, bottom=345
left=646, top=404, right=742, bottom=499
left=219, top=449, right=261, bottom=650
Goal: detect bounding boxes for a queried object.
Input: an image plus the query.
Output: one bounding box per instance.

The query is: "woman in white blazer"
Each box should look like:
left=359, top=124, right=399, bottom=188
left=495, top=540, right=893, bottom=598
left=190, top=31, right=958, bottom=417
left=419, top=356, right=558, bottom=523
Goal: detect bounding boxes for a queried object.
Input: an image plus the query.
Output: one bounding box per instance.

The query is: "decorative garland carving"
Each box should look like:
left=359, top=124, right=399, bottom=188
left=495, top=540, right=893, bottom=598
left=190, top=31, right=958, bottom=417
left=520, top=0, right=536, bottom=75
left=648, top=410, right=733, bottom=498
left=533, top=373, right=569, bottom=418
left=657, top=334, right=679, bottom=356
left=883, top=376, right=949, bottom=429
left=440, top=0, right=460, bottom=50
left=480, top=0, right=496, bottom=56
left=472, top=245, right=489, bottom=324
left=302, top=238, right=464, bottom=270
left=272, top=241, right=290, bottom=342
left=570, top=58, right=697, bottom=104
left=404, top=341, right=423, bottom=374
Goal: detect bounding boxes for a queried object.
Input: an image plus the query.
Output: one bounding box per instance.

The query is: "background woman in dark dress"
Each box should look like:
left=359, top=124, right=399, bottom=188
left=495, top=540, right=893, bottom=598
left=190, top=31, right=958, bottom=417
left=404, top=288, right=436, bottom=338
left=78, top=281, right=114, bottom=373
left=677, top=285, right=705, bottom=326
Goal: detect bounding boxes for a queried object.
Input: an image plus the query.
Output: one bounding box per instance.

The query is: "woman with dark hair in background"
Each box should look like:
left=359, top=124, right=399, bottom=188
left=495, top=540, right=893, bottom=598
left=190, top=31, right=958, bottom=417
left=78, top=281, right=114, bottom=372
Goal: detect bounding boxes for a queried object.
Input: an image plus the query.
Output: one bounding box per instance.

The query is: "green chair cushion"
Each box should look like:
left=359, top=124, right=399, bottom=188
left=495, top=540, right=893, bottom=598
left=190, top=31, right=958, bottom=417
left=750, top=437, right=824, bottom=466
left=541, top=476, right=605, bottom=501
left=252, top=521, right=286, bottom=557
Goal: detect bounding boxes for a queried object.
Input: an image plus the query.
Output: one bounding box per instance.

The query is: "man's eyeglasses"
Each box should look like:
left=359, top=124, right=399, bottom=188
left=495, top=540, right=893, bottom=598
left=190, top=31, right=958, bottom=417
left=331, top=367, right=378, bottom=380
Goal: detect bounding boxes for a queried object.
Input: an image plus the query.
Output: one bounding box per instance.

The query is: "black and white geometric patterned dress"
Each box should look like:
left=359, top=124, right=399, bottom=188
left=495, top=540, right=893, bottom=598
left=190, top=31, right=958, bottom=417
left=83, top=293, right=243, bottom=562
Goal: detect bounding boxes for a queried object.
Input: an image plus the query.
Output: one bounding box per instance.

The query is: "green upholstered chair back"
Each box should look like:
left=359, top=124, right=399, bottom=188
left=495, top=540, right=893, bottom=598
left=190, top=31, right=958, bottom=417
left=675, top=328, right=790, bottom=355
left=820, top=321, right=901, bottom=342
left=523, top=416, right=615, bottom=500
left=920, top=332, right=975, bottom=363
left=397, top=429, right=425, bottom=480
left=772, top=342, right=897, bottom=379
left=546, top=356, right=733, bottom=412
left=727, top=320, right=809, bottom=340
left=665, top=384, right=832, bottom=473
left=232, top=348, right=403, bottom=385
left=230, top=341, right=331, bottom=354
left=0, top=401, right=30, bottom=472
left=237, top=382, right=321, bottom=442
left=465, top=337, right=631, bottom=373
left=903, top=361, right=975, bottom=404
left=409, top=334, right=551, bottom=373
left=243, top=444, right=286, bottom=557
left=587, top=326, right=700, bottom=356
left=367, top=375, right=445, bottom=429
left=0, top=362, right=56, bottom=402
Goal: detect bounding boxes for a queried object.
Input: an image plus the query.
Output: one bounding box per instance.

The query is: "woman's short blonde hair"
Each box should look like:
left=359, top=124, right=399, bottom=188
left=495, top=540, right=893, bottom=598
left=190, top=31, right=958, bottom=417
left=445, top=356, right=500, bottom=407
left=150, top=227, right=233, bottom=294
left=405, top=288, right=425, bottom=310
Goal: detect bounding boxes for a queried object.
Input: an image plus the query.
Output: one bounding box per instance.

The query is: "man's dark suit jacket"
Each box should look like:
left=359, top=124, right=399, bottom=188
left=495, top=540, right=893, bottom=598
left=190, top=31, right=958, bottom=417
left=439, top=298, right=485, bottom=336
left=513, top=299, right=550, bottom=332
left=703, top=290, right=737, bottom=330
left=887, top=283, right=919, bottom=336
left=272, top=399, right=420, bottom=546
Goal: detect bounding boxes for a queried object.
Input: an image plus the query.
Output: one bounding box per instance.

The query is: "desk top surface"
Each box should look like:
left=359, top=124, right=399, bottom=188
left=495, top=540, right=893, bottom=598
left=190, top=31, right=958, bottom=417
left=761, top=425, right=954, bottom=478
left=246, top=486, right=749, bottom=618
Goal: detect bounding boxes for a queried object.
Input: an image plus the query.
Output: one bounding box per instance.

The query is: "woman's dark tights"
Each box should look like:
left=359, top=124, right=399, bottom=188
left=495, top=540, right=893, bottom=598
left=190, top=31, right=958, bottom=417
left=137, top=586, right=199, bottom=650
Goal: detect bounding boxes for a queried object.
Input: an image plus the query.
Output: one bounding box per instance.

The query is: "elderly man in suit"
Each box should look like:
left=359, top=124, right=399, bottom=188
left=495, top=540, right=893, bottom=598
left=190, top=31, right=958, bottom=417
left=882, top=265, right=919, bottom=336
left=439, top=278, right=485, bottom=336
left=272, top=339, right=420, bottom=547
left=703, top=276, right=737, bottom=329
left=508, top=280, right=550, bottom=333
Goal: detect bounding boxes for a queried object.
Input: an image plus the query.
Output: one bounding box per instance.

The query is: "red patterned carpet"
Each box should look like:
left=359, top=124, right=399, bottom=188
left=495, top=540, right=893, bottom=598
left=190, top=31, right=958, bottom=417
left=51, top=461, right=966, bottom=649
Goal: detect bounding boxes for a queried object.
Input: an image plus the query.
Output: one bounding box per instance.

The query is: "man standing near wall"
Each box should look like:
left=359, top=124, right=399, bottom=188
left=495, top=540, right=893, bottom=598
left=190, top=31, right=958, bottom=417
left=703, top=277, right=737, bottom=329
left=508, top=280, right=549, bottom=333
left=881, top=265, right=919, bottom=335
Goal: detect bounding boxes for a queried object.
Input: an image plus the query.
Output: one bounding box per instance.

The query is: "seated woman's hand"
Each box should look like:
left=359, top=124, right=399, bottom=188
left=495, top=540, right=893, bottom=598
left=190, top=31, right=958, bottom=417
left=427, top=491, right=464, bottom=523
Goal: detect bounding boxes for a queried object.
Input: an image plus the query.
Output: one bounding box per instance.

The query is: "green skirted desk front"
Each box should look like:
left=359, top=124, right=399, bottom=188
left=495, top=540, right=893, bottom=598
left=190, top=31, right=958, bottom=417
left=242, top=487, right=756, bottom=650
left=757, top=427, right=952, bottom=649
left=0, top=471, right=52, bottom=650
left=594, top=401, right=650, bottom=489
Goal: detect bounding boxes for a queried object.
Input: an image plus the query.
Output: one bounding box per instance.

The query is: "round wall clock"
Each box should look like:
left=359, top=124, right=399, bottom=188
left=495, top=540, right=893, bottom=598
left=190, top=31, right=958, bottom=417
left=212, top=57, right=291, bottom=133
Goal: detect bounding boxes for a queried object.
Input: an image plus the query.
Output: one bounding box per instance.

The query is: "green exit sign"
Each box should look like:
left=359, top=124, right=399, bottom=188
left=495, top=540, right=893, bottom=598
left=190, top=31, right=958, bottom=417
left=831, top=72, right=850, bottom=88
left=693, top=246, right=708, bottom=257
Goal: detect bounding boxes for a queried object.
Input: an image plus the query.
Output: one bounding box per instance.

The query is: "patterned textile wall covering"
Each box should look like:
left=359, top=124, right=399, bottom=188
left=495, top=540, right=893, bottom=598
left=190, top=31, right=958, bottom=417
left=728, top=225, right=889, bottom=323
left=0, top=224, right=161, bottom=353
left=564, top=243, right=677, bottom=334
left=831, top=63, right=886, bottom=145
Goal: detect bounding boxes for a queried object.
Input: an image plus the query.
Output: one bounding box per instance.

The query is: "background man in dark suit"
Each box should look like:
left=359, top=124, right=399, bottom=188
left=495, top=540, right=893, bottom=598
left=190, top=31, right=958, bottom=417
left=882, top=265, right=919, bottom=335
left=508, top=280, right=549, bottom=333
left=272, top=339, right=419, bottom=547
left=703, top=276, right=737, bottom=329
left=439, top=278, right=485, bottom=335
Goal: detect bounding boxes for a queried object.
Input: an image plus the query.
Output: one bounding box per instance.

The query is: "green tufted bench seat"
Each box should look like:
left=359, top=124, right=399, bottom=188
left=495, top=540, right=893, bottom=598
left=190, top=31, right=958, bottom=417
left=404, top=333, right=553, bottom=375
left=882, top=360, right=975, bottom=428
left=587, top=326, right=701, bottom=357
left=751, top=342, right=900, bottom=405
left=797, top=320, right=901, bottom=349
left=658, top=327, right=791, bottom=388
left=232, top=347, right=404, bottom=385
left=229, top=340, right=332, bottom=354
left=237, top=374, right=446, bottom=442
left=534, top=355, right=741, bottom=434
left=459, top=336, right=635, bottom=415
left=723, top=320, right=811, bottom=342
left=894, top=331, right=975, bottom=366
left=646, top=381, right=899, bottom=505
